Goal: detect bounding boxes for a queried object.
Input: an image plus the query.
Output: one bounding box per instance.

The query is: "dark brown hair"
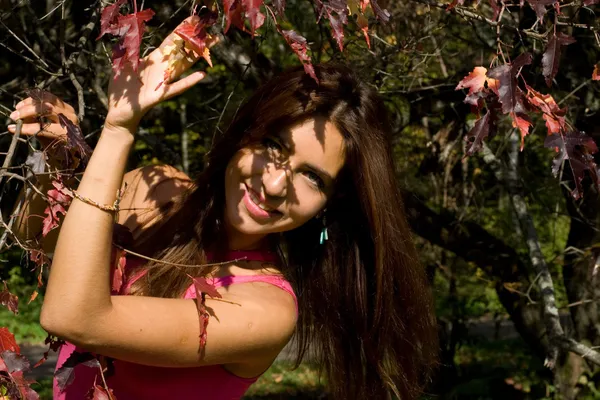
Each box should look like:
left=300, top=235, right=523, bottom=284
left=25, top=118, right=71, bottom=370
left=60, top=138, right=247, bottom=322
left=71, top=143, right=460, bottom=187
left=129, top=64, right=438, bottom=399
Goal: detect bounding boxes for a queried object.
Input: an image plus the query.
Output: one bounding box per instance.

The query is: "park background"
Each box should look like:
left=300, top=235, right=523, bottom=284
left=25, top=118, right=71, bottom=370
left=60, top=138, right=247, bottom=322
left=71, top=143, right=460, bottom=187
left=1, top=0, right=600, bottom=398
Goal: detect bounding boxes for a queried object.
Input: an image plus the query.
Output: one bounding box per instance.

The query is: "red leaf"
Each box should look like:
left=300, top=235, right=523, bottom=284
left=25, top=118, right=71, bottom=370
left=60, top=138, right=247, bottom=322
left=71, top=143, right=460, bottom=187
left=593, top=64, right=600, bottom=80
left=223, top=0, right=246, bottom=33
left=525, top=85, right=567, bottom=135
left=34, top=335, right=64, bottom=369
left=542, top=32, right=576, bottom=87
left=1, top=350, right=30, bottom=373
left=545, top=130, right=599, bottom=199
left=0, top=281, right=18, bottom=315
left=42, top=179, right=72, bottom=237
left=282, top=30, right=318, bottom=83
left=356, top=12, right=370, bottom=48
left=58, top=114, right=93, bottom=167
left=456, top=66, right=499, bottom=106
left=465, top=110, right=496, bottom=155
left=192, top=277, right=222, bottom=351
left=111, top=250, right=126, bottom=294
left=55, top=351, right=100, bottom=392
left=242, top=0, right=266, bottom=36
left=526, top=0, right=557, bottom=22
left=113, top=9, right=155, bottom=77
left=97, top=0, right=127, bottom=39
left=369, top=0, right=390, bottom=22
left=97, top=4, right=155, bottom=79
left=487, top=53, right=532, bottom=114
left=193, top=277, right=222, bottom=299
left=10, top=370, right=39, bottom=400
left=273, top=0, right=286, bottom=16
left=0, top=328, right=20, bottom=353
left=174, top=13, right=217, bottom=66
left=86, top=384, right=115, bottom=400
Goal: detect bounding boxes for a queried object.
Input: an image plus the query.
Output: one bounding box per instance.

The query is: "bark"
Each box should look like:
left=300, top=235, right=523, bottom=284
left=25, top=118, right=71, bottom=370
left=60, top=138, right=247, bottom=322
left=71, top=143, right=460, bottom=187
left=402, top=190, right=548, bottom=358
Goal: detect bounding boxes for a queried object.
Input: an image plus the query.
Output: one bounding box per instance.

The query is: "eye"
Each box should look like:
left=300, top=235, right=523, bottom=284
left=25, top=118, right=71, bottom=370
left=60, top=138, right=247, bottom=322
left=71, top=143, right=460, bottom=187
left=303, top=170, right=325, bottom=190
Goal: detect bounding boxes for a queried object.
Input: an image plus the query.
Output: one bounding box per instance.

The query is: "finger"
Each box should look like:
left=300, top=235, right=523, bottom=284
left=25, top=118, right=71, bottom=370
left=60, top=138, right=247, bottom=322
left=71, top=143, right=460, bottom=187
left=7, top=122, right=65, bottom=138
left=164, top=71, right=206, bottom=99
left=10, top=103, right=77, bottom=122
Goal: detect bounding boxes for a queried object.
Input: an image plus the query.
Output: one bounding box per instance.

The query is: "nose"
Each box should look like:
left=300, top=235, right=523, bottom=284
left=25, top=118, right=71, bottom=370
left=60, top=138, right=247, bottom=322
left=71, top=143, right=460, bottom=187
left=263, top=164, right=288, bottom=198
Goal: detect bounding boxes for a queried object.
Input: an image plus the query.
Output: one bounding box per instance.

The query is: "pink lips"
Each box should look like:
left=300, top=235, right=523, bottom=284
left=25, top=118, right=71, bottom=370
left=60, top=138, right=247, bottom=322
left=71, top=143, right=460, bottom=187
left=243, top=186, right=274, bottom=220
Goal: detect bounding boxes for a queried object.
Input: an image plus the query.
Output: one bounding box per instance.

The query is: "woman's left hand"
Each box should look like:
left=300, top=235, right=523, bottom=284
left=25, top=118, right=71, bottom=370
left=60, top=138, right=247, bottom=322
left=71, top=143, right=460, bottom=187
left=105, top=16, right=217, bottom=132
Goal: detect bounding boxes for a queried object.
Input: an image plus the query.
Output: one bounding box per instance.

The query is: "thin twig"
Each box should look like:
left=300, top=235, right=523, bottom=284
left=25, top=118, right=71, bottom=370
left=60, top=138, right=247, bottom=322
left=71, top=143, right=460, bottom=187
left=119, top=247, right=250, bottom=268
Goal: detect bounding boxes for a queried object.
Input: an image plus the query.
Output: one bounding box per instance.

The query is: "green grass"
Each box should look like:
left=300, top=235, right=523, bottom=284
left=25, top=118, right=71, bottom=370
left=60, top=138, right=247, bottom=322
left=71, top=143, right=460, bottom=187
left=0, top=267, right=47, bottom=343
left=244, top=361, right=327, bottom=399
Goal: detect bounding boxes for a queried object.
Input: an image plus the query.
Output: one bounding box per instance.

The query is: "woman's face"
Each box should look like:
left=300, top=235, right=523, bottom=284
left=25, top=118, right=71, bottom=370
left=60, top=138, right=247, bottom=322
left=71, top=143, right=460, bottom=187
left=224, top=116, right=346, bottom=248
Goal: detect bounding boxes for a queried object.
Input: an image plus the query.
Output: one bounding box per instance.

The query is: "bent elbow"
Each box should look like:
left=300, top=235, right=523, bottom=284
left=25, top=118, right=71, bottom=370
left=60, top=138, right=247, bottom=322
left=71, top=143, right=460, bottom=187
left=39, top=306, right=96, bottom=348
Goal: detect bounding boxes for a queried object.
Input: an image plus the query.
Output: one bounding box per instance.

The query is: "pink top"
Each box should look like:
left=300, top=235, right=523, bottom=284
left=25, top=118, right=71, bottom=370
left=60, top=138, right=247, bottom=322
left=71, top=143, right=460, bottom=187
left=53, top=250, right=297, bottom=400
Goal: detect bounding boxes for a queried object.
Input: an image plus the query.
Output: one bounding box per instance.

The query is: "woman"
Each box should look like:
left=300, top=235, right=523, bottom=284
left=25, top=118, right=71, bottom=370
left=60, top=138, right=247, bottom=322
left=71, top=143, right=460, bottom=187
left=9, top=19, right=438, bottom=400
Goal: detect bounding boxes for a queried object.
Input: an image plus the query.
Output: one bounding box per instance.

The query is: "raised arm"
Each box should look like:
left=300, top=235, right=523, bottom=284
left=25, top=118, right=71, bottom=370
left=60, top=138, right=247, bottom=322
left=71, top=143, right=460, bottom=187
left=39, top=18, right=296, bottom=374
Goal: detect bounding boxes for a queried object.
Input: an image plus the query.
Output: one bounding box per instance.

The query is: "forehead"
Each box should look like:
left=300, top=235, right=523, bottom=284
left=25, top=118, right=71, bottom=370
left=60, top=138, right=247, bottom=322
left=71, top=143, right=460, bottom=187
left=279, top=117, right=346, bottom=179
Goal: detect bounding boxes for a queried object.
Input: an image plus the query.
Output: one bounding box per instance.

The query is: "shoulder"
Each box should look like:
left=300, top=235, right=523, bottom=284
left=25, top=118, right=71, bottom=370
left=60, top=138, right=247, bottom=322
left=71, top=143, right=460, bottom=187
left=117, top=164, right=195, bottom=232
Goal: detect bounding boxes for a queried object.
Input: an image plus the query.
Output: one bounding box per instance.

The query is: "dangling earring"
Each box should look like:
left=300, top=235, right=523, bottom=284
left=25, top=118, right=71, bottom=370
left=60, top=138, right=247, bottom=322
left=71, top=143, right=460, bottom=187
left=319, top=215, right=329, bottom=245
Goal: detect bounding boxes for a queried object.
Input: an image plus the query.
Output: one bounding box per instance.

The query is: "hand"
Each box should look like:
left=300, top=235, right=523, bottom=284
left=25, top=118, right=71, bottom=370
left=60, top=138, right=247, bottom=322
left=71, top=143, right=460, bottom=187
left=7, top=92, right=78, bottom=146
left=105, top=16, right=216, bottom=131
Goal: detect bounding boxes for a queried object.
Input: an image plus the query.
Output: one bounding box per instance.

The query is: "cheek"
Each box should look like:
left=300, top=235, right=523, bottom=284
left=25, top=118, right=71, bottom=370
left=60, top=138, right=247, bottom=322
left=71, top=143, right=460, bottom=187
left=286, top=189, right=327, bottom=224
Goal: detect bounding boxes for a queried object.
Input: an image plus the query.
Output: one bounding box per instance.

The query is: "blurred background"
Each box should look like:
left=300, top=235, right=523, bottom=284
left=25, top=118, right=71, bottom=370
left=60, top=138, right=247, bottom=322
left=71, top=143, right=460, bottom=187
left=2, top=0, right=600, bottom=398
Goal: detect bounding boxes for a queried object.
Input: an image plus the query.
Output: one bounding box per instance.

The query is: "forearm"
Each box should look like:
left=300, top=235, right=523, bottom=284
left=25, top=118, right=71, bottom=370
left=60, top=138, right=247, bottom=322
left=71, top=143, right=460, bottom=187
left=40, top=124, right=134, bottom=338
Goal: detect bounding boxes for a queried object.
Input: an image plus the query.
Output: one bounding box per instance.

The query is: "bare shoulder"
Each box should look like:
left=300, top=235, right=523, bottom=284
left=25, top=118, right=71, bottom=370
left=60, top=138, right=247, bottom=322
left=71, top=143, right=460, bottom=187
left=117, top=164, right=195, bottom=232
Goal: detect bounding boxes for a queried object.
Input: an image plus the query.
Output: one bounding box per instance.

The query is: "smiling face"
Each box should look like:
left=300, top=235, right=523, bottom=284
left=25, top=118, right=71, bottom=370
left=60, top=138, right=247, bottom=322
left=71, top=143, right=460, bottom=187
left=223, top=116, right=346, bottom=250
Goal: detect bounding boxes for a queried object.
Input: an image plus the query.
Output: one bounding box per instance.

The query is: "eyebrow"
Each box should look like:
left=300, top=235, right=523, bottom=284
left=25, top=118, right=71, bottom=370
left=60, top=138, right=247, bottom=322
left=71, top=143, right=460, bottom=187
left=278, top=136, right=335, bottom=185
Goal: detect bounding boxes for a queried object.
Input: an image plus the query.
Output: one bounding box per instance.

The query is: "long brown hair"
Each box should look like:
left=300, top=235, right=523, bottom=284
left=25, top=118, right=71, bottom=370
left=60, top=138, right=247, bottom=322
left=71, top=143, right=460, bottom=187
left=128, top=64, right=438, bottom=399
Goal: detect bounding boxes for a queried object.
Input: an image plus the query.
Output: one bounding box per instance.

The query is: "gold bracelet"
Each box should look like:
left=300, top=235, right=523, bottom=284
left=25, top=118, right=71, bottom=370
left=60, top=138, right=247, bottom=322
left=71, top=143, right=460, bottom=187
left=71, top=189, right=120, bottom=212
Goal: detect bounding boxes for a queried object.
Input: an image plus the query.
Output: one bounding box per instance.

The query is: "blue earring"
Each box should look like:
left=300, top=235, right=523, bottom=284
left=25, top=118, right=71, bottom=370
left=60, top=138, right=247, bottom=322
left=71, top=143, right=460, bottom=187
left=319, top=216, right=328, bottom=245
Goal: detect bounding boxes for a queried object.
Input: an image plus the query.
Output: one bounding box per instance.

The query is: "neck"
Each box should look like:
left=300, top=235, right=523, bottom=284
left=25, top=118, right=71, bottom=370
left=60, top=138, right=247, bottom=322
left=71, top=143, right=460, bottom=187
left=227, top=232, right=268, bottom=251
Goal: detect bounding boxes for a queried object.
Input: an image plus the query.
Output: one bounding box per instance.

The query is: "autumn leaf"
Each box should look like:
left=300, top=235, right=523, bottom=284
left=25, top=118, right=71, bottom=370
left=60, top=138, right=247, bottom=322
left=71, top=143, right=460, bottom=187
left=0, top=282, right=18, bottom=315
left=55, top=351, right=101, bottom=392
left=33, top=335, right=64, bottom=369
left=273, top=0, right=286, bottom=16
left=42, top=179, right=73, bottom=237
left=243, top=0, right=266, bottom=36
left=369, top=0, right=391, bottom=22
left=97, top=1, right=155, bottom=79
left=315, top=0, right=349, bottom=51
left=542, top=32, right=576, bottom=87
left=58, top=113, right=92, bottom=168
left=545, top=130, right=599, bottom=199
left=97, top=0, right=127, bottom=39
left=0, top=328, right=20, bottom=353
left=282, top=30, right=318, bottom=83
left=526, top=0, right=557, bottom=23
left=525, top=84, right=567, bottom=135
left=223, top=0, right=245, bottom=33
left=593, top=64, right=600, bottom=80
left=487, top=52, right=532, bottom=114
left=1, top=350, right=30, bottom=373
left=86, top=384, right=115, bottom=400
left=465, top=110, right=497, bottom=155
left=173, top=13, right=217, bottom=66
left=7, top=370, right=39, bottom=400
left=193, top=277, right=222, bottom=299
left=191, top=277, right=222, bottom=350
left=456, top=66, right=499, bottom=106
